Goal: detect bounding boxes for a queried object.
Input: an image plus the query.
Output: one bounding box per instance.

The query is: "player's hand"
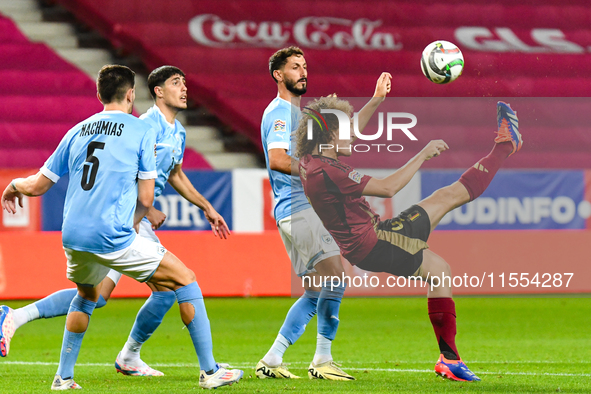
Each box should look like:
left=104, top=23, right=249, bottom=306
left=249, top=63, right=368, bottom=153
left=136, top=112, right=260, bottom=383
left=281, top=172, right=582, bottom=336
left=421, top=139, right=449, bottom=161
left=373, top=72, right=392, bottom=100
left=1, top=183, right=24, bottom=214
left=147, top=206, right=166, bottom=230
left=204, top=208, right=231, bottom=239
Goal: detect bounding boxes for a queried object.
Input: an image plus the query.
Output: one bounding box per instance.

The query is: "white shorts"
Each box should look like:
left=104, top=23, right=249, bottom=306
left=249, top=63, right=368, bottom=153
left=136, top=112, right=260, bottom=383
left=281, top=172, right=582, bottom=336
left=138, top=219, right=160, bottom=243
left=105, top=221, right=161, bottom=285
left=65, top=234, right=167, bottom=287
left=278, top=207, right=341, bottom=277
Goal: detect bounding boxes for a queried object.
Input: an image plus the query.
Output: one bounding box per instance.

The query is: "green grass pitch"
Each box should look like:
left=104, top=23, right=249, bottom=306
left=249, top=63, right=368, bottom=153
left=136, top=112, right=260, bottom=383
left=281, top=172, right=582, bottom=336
left=0, top=296, right=589, bottom=393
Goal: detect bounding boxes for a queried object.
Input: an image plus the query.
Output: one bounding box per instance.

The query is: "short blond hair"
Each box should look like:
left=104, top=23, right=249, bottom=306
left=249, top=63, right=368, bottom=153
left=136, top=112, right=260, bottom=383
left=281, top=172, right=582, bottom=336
left=295, top=96, right=354, bottom=158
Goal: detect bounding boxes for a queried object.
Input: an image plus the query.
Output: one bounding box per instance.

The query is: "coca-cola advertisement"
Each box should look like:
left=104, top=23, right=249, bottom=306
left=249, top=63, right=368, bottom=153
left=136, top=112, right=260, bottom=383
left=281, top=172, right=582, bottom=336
left=189, top=14, right=403, bottom=51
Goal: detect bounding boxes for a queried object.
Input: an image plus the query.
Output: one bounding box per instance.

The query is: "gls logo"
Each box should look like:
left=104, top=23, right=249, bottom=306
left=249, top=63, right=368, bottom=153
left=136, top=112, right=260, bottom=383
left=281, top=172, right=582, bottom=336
left=305, top=108, right=417, bottom=153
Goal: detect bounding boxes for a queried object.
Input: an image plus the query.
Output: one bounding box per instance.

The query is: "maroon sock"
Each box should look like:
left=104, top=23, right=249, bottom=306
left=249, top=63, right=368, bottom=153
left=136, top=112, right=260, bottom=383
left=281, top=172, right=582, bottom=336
left=458, top=141, right=512, bottom=201
left=428, top=297, right=459, bottom=360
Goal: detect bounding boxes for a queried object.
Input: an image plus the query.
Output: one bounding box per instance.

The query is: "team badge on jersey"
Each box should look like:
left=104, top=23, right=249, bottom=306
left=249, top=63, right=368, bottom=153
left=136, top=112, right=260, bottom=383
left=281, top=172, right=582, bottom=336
left=348, top=170, right=362, bottom=184
left=273, top=119, right=286, bottom=133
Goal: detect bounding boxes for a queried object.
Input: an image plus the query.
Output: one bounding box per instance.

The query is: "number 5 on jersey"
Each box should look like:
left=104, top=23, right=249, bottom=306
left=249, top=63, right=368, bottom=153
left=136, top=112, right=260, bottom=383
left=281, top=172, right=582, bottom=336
left=81, top=141, right=105, bottom=190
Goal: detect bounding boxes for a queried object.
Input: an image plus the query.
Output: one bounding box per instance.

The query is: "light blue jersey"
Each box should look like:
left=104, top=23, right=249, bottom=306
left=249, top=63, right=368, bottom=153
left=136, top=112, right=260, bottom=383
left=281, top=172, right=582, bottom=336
left=140, top=105, right=186, bottom=199
left=41, top=110, right=157, bottom=254
left=261, top=96, right=310, bottom=222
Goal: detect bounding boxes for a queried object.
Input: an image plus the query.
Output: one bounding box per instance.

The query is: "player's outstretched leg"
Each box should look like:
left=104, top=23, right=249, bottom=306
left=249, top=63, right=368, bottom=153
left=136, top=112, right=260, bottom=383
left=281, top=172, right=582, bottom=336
left=418, top=250, right=481, bottom=382
left=458, top=101, right=521, bottom=201
left=148, top=252, right=243, bottom=389
left=115, top=282, right=175, bottom=376
left=256, top=289, right=318, bottom=379
left=1, top=274, right=113, bottom=358
left=409, top=99, right=522, bottom=383
left=419, top=101, right=522, bottom=230
left=416, top=102, right=521, bottom=383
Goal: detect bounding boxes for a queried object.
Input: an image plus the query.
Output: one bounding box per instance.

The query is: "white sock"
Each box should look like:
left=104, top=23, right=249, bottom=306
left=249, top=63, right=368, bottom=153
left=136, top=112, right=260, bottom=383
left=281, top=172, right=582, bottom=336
left=312, top=334, right=332, bottom=365
left=120, top=336, right=142, bottom=362
left=262, top=334, right=290, bottom=367
left=13, top=304, right=40, bottom=330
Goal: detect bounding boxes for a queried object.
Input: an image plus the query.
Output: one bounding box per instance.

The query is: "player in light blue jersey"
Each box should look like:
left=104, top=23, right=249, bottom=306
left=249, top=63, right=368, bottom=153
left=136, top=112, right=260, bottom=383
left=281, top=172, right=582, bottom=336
left=256, top=47, right=353, bottom=381
left=0, top=66, right=232, bottom=377
left=111, top=66, right=231, bottom=375
left=256, top=47, right=393, bottom=381
left=1, top=65, right=242, bottom=390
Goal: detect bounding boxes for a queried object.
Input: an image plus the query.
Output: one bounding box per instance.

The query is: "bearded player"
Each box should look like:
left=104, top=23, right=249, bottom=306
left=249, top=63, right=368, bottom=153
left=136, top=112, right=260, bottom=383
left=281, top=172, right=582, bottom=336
left=256, top=46, right=391, bottom=380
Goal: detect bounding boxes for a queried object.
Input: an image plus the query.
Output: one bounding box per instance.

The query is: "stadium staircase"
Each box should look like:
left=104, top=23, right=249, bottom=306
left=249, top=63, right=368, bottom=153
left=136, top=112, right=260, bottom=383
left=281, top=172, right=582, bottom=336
left=0, top=0, right=260, bottom=170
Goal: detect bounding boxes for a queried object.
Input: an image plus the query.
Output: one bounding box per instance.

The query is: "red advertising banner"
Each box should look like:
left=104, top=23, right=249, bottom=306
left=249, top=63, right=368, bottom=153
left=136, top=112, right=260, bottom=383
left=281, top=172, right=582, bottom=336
left=0, top=230, right=589, bottom=300
left=0, top=232, right=292, bottom=299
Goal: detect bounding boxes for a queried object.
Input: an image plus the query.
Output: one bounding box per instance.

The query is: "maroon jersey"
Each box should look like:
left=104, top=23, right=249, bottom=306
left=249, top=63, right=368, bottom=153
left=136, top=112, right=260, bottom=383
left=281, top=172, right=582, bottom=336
left=300, top=154, right=379, bottom=264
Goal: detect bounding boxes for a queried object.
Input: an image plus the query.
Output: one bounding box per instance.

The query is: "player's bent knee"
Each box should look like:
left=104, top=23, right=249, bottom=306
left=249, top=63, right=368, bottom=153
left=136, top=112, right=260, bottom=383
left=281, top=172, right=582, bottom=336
left=146, top=281, right=173, bottom=292
left=315, top=255, right=344, bottom=277
left=154, top=252, right=194, bottom=285
left=170, top=267, right=196, bottom=289
left=185, top=268, right=196, bottom=284
left=422, top=250, right=452, bottom=277
left=302, top=274, right=322, bottom=292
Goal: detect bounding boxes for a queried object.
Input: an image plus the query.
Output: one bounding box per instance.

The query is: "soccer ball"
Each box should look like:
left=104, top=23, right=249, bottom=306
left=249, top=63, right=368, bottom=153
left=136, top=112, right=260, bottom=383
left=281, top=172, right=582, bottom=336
left=420, top=40, right=464, bottom=84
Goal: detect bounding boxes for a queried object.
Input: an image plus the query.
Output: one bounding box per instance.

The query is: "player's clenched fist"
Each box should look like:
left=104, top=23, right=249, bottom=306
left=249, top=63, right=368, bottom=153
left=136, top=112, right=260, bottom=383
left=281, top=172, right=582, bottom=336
left=421, top=139, right=449, bottom=161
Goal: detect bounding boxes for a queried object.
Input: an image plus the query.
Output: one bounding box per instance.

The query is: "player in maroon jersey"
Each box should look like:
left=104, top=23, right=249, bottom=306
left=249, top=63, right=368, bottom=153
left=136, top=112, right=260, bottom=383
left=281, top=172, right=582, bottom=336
left=296, top=96, right=523, bottom=382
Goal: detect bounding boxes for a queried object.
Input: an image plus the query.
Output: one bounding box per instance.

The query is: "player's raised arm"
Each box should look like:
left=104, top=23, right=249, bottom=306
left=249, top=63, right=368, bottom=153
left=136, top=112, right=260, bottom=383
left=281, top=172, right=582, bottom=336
left=1, top=173, right=55, bottom=214
left=362, top=139, right=449, bottom=198
left=355, top=72, right=392, bottom=137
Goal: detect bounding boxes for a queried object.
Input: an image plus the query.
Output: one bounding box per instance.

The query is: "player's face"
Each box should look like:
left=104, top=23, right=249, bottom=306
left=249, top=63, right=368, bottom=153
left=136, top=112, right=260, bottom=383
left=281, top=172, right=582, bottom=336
left=282, top=55, right=307, bottom=96
left=161, top=74, right=187, bottom=111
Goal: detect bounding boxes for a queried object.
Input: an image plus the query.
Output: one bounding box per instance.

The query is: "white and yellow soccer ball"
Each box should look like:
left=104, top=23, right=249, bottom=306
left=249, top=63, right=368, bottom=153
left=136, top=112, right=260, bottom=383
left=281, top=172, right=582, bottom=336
left=420, top=40, right=464, bottom=84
